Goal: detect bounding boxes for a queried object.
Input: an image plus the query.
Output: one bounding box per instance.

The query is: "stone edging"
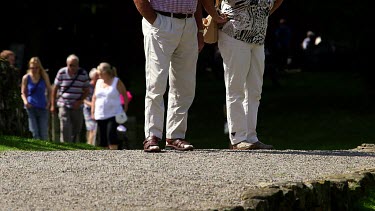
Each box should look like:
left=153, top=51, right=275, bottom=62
left=212, top=168, right=375, bottom=211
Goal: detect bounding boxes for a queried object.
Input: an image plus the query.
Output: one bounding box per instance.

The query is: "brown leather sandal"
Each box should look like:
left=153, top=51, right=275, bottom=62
left=165, top=138, right=194, bottom=151
left=143, top=136, right=161, bottom=152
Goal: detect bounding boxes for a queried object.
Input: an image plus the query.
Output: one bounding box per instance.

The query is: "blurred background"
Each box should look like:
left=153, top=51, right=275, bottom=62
left=1, top=0, right=373, bottom=149
left=1, top=1, right=372, bottom=75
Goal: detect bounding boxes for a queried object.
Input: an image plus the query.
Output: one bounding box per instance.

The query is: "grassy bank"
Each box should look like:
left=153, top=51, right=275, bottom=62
left=1, top=70, right=373, bottom=151
left=0, top=135, right=101, bottom=151
left=139, top=70, right=374, bottom=150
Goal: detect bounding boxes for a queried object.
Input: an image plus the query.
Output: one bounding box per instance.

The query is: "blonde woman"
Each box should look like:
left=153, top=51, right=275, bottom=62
left=91, top=62, right=128, bottom=150
left=21, top=57, right=52, bottom=140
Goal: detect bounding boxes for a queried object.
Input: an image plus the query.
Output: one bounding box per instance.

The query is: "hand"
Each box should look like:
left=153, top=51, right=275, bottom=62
left=24, top=103, right=32, bottom=109
left=72, top=100, right=83, bottom=110
left=202, top=18, right=209, bottom=25
left=214, top=13, right=228, bottom=24
left=50, top=104, right=55, bottom=113
left=146, top=16, right=157, bottom=25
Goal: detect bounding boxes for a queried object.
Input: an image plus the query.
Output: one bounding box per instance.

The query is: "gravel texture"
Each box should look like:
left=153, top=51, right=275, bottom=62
left=1, top=149, right=375, bottom=211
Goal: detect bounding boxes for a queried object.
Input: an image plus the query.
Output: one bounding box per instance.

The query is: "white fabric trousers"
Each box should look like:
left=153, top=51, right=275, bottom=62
left=142, top=14, right=198, bottom=140
left=218, top=31, right=265, bottom=145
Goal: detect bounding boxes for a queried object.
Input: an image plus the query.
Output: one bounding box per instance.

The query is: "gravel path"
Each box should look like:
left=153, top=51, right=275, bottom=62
left=1, top=149, right=375, bottom=210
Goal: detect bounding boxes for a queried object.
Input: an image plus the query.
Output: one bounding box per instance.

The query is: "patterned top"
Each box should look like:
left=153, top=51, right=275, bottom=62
left=54, top=67, right=89, bottom=108
left=220, top=0, right=275, bottom=45
left=150, top=0, right=198, bottom=14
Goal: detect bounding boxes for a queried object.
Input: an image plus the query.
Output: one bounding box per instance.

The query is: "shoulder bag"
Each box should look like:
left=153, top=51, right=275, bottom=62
left=27, top=75, right=42, bottom=96
left=57, top=68, right=82, bottom=99
left=203, top=0, right=222, bottom=44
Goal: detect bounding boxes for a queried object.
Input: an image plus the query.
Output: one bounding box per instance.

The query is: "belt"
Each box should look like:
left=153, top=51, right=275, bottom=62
left=155, top=10, right=193, bottom=19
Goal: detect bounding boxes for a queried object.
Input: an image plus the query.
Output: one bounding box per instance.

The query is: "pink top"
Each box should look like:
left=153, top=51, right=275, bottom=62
left=120, top=91, right=133, bottom=105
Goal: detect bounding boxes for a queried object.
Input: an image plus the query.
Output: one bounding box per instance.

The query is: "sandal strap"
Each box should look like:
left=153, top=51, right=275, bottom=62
left=167, top=139, right=191, bottom=148
left=143, top=136, right=160, bottom=149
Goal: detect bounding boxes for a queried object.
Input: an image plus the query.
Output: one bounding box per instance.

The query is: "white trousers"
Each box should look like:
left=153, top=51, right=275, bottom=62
left=142, top=14, right=198, bottom=140
left=218, top=31, right=265, bottom=145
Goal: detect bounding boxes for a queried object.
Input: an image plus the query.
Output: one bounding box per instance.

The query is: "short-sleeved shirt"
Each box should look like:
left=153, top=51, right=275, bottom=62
left=54, top=67, right=89, bottom=108
left=150, top=0, right=198, bottom=13
left=220, top=0, right=275, bottom=45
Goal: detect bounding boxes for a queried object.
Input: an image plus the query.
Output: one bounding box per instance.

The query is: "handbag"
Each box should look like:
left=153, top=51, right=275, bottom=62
left=203, top=0, right=222, bottom=44
left=115, top=111, right=128, bottom=124
left=203, top=15, right=218, bottom=44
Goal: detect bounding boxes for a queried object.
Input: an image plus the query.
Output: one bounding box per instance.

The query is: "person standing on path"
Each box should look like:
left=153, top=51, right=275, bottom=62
left=133, top=0, right=227, bottom=152
left=218, top=0, right=283, bottom=150
left=50, top=54, right=90, bottom=143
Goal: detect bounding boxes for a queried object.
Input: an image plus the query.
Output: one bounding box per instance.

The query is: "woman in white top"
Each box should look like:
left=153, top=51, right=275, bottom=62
left=91, top=62, right=128, bottom=150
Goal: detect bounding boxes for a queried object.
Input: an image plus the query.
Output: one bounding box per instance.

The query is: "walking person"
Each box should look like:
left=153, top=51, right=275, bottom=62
left=218, top=0, right=283, bottom=150
left=133, top=0, right=226, bottom=152
left=20, top=57, right=52, bottom=140
left=50, top=54, right=90, bottom=143
left=91, top=62, right=128, bottom=150
left=83, top=68, right=99, bottom=145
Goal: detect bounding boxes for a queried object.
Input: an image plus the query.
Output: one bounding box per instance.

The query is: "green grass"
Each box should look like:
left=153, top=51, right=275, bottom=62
left=1, top=70, right=374, bottom=151
left=0, top=135, right=101, bottom=151
left=257, top=71, right=374, bottom=150
left=123, top=69, right=375, bottom=150
left=353, top=189, right=375, bottom=210
left=171, top=70, right=374, bottom=150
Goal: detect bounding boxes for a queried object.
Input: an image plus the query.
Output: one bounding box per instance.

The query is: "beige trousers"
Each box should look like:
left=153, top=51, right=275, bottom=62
left=142, top=13, right=198, bottom=140
left=218, top=31, right=265, bottom=145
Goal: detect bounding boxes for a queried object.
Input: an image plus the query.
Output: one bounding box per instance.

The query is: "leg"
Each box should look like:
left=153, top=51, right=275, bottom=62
left=83, top=107, right=96, bottom=145
left=246, top=45, right=265, bottom=143
left=86, top=130, right=92, bottom=145
left=97, top=119, right=108, bottom=148
left=70, top=108, right=84, bottom=143
left=38, top=108, right=49, bottom=140
left=166, top=17, right=198, bottom=139
left=142, top=15, right=177, bottom=140
left=26, top=107, right=39, bottom=139
left=107, top=117, right=119, bottom=150
left=58, top=107, right=72, bottom=143
left=218, top=31, right=251, bottom=145
left=91, top=123, right=97, bottom=145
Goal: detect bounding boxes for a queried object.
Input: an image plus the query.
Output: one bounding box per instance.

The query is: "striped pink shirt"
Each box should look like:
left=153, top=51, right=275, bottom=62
left=150, top=0, right=198, bottom=14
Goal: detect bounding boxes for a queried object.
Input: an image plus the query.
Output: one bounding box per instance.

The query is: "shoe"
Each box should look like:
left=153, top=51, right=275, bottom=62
left=232, top=141, right=274, bottom=150
left=143, top=136, right=161, bottom=152
left=250, top=141, right=274, bottom=150
left=165, top=138, right=194, bottom=151
left=231, top=141, right=252, bottom=150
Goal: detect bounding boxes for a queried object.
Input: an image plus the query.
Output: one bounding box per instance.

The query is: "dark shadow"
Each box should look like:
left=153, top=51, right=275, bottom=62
left=193, top=149, right=375, bottom=157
